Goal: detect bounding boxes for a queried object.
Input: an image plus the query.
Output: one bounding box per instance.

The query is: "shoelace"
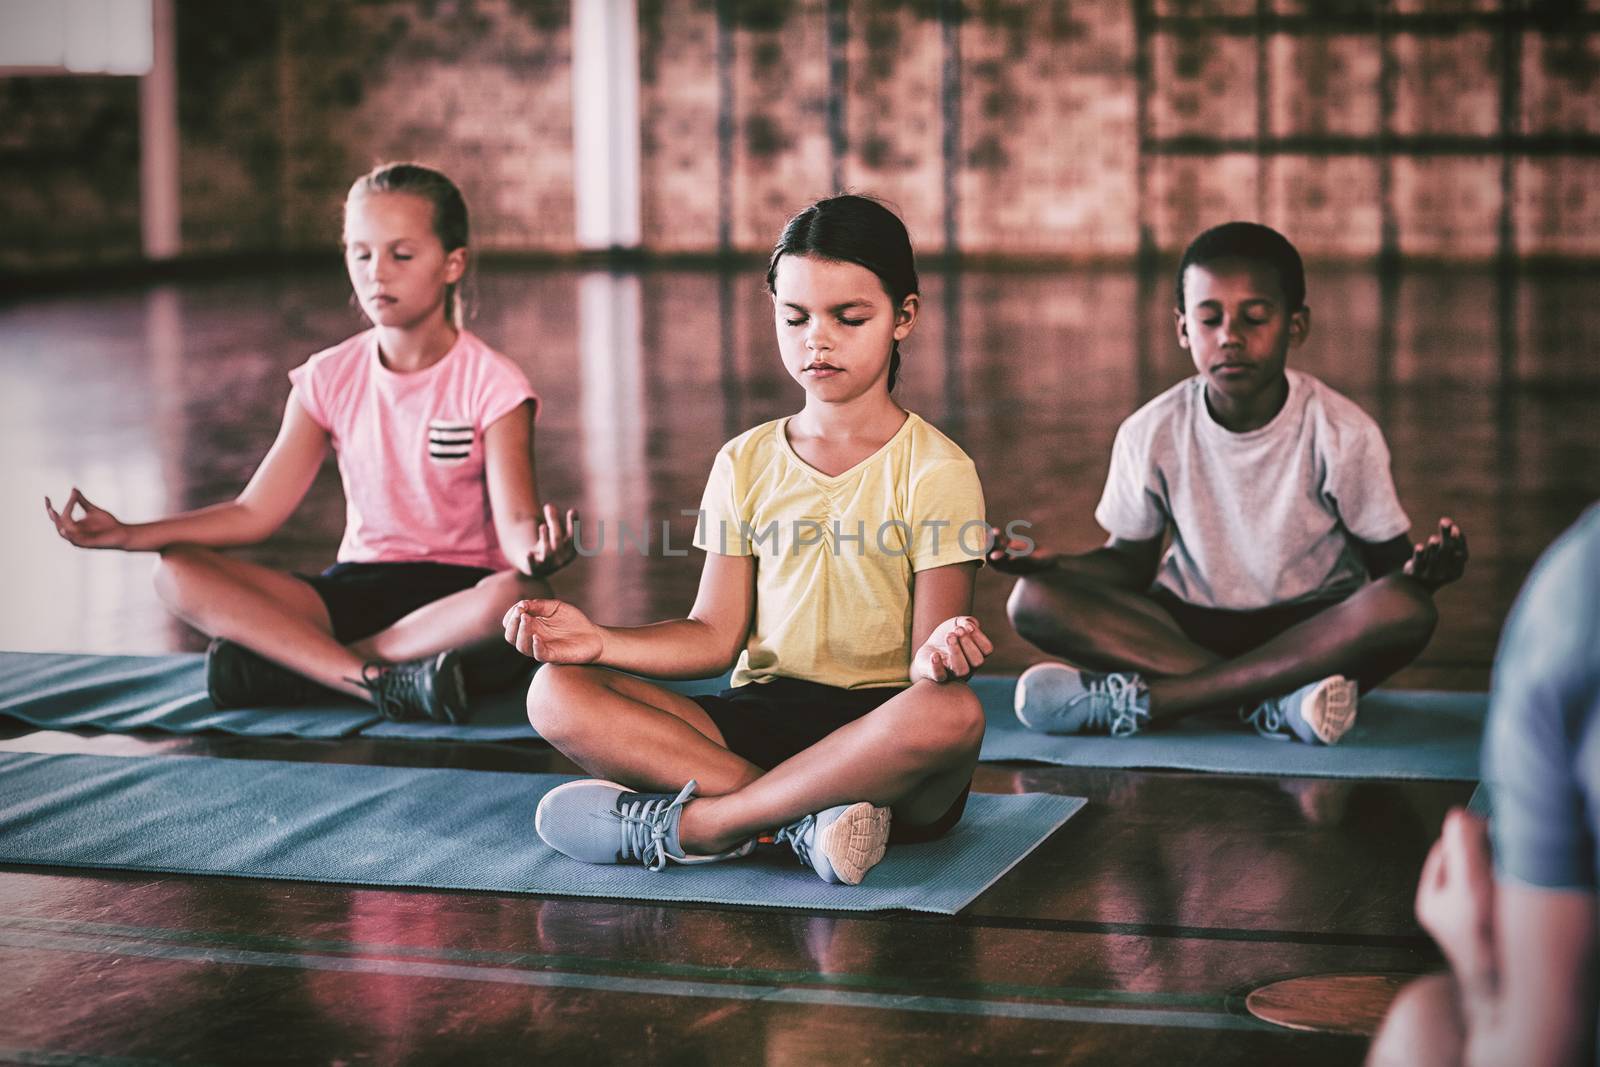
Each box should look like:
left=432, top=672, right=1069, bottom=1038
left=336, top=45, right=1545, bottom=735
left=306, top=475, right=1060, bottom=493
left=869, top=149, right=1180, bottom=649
left=612, top=781, right=697, bottom=872
left=1082, top=673, right=1149, bottom=737
left=771, top=814, right=816, bottom=870
left=1240, top=699, right=1287, bottom=737
left=359, top=663, right=422, bottom=721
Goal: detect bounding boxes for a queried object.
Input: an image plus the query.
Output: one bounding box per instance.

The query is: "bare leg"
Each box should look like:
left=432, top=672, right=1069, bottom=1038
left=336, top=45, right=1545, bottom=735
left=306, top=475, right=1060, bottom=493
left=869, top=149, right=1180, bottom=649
left=153, top=545, right=369, bottom=700
left=1008, top=566, right=1437, bottom=723
left=676, top=682, right=983, bottom=854
left=1145, top=574, right=1438, bottom=720
left=351, top=569, right=552, bottom=664
left=528, top=665, right=764, bottom=797
left=1008, top=568, right=1220, bottom=678
left=529, top=667, right=985, bottom=855
left=1366, top=974, right=1464, bottom=1067
left=157, top=548, right=549, bottom=702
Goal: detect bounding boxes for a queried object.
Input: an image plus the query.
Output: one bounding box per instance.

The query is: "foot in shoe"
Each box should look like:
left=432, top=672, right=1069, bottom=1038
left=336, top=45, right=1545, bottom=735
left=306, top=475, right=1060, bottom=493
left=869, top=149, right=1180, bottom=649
left=773, top=801, right=892, bottom=885
left=1013, top=662, right=1151, bottom=737
left=358, top=649, right=468, bottom=723
left=534, top=778, right=756, bottom=870
left=206, top=637, right=331, bottom=709
left=1242, top=675, right=1358, bottom=745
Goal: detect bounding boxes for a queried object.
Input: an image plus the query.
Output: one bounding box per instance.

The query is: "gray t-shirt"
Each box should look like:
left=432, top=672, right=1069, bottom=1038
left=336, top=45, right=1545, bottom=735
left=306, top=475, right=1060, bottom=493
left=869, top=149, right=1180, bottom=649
left=1485, top=503, right=1600, bottom=892
left=1095, top=368, right=1411, bottom=610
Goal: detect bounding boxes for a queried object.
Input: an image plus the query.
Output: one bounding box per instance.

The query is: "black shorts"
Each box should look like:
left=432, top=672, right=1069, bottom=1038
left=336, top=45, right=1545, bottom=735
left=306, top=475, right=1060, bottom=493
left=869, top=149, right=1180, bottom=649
left=691, top=676, right=971, bottom=844
left=300, top=561, right=494, bottom=644
left=1149, top=587, right=1350, bottom=660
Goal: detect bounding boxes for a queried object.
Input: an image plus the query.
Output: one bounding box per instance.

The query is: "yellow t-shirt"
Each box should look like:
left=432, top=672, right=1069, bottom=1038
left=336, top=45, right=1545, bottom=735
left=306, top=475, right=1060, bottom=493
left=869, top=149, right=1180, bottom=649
left=693, top=412, right=987, bottom=690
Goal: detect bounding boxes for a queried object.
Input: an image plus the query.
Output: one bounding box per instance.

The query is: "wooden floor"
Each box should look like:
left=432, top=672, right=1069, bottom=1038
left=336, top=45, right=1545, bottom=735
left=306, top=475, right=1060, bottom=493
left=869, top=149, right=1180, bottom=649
left=1, top=263, right=1597, bottom=1063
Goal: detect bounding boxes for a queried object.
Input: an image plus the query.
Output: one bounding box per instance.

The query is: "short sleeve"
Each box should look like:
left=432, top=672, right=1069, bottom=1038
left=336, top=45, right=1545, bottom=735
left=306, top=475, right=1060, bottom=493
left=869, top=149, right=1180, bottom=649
left=1094, top=420, right=1168, bottom=541
left=907, top=460, right=987, bottom=572
left=692, top=450, right=751, bottom=557
left=474, top=355, right=540, bottom=432
left=286, top=362, right=330, bottom=431
left=1483, top=516, right=1599, bottom=890
left=1321, top=416, right=1411, bottom=544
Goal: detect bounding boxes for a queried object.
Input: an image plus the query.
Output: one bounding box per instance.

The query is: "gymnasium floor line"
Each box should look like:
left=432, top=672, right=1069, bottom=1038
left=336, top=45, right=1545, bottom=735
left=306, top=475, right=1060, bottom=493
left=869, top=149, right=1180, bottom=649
left=0, top=926, right=1276, bottom=1033
left=0, top=914, right=1224, bottom=1010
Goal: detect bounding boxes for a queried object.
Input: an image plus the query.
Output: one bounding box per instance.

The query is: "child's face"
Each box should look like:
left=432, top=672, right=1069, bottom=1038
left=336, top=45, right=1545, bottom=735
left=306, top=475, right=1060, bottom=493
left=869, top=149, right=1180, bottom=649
left=1175, top=259, right=1309, bottom=404
left=342, top=191, right=466, bottom=332
left=771, top=254, right=917, bottom=403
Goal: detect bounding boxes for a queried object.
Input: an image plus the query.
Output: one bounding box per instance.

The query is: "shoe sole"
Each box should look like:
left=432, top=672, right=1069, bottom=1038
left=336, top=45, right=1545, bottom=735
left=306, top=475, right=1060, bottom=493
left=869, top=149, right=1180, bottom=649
left=817, top=802, right=891, bottom=886
left=1013, top=661, right=1071, bottom=730
left=1303, top=676, right=1358, bottom=745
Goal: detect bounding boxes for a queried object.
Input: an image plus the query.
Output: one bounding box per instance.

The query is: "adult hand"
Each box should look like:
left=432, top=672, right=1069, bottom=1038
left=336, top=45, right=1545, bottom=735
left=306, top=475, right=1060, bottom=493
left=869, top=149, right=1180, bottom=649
left=502, top=598, right=604, bottom=664
left=911, top=615, right=993, bottom=684
left=1416, top=808, right=1498, bottom=994
left=45, top=489, right=130, bottom=550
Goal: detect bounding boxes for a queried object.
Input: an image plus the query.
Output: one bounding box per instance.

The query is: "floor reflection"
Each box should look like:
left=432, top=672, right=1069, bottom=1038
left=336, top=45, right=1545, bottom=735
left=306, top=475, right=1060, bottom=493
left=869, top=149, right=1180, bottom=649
left=5, top=263, right=1597, bottom=689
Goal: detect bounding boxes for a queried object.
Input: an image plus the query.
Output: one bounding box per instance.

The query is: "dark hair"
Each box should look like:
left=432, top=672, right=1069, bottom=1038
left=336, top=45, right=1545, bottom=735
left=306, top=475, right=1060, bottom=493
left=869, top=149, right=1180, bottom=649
left=765, top=194, right=918, bottom=390
left=347, top=162, right=471, bottom=328
left=1175, top=221, right=1305, bottom=313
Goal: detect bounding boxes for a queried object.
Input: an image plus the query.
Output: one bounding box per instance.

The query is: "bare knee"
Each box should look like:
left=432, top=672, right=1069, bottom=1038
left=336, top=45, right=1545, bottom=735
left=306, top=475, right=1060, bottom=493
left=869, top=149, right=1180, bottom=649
left=900, top=681, right=985, bottom=762
left=1367, top=973, right=1463, bottom=1067
left=151, top=544, right=219, bottom=609
left=525, top=663, right=607, bottom=744
left=1368, top=575, right=1441, bottom=652
left=1008, top=576, right=1067, bottom=646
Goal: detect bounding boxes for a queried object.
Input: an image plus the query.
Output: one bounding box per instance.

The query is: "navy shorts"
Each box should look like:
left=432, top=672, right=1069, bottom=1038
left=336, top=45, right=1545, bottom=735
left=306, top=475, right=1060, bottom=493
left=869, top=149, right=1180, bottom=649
left=300, top=561, right=494, bottom=644
left=1149, top=587, right=1350, bottom=660
left=690, top=675, right=971, bottom=844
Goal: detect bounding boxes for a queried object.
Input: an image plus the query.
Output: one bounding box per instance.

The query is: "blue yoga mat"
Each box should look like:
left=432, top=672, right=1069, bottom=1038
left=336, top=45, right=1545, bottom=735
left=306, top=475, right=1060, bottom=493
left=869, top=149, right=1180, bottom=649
left=1, top=653, right=1484, bottom=778
left=0, top=752, right=1083, bottom=915
left=0, top=652, right=379, bottom=739
left=973, top=676, right=1485, bottom=780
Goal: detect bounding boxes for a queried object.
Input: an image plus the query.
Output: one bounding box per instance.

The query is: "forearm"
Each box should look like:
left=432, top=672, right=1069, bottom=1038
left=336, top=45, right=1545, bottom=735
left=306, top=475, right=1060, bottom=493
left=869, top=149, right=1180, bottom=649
left=594, top=618, right=741, bottom=680
left=1055, top=545, right=1157, bottom=590
left=123, top=501, right=276, bottom=552
left=496, top=517, right=541, bottom=569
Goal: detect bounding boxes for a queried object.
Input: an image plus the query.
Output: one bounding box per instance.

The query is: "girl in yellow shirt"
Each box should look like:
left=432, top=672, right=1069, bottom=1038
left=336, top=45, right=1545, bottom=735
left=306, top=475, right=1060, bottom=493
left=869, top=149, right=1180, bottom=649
left=507, top=196, right=991, bottom=886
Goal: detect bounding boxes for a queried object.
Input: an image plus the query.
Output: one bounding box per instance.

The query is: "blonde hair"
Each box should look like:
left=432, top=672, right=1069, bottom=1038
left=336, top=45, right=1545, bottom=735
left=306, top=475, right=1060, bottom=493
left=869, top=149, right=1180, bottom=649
left=347, top=162, right=471, bottom=328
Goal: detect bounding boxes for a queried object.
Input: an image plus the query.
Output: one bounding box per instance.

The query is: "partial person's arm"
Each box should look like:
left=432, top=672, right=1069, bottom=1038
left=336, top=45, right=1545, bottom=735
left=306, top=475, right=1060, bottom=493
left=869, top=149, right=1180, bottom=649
left=908, top=561, right=991, bottom=684
left=1413, top=809, right=1598, bottom=1067
left=45, top=391, right=329, bottom=551
left=987, top=525, right=1164, bottom=592
left=1357, top=518, right=1468, bottom=588
left=483, top=402, right=575, bottom=578
left=504, top=549, right=755, bottom=679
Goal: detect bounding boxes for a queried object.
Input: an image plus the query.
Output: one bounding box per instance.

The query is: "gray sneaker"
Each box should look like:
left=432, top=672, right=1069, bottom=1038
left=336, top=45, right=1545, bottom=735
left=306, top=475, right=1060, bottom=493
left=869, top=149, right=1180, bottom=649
left=534, top=778, right=756, bottom=870
left=773, top=802, right=892, bottom=886
left=1242, top=675, right=1357, bottom=745
left=1014, top=662, right=1151, bottom=737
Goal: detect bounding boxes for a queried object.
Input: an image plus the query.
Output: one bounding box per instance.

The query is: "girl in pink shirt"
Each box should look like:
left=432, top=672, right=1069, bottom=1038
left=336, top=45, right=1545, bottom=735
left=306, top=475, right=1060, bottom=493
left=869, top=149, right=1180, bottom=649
left=45, top=163, right=574, bottom=723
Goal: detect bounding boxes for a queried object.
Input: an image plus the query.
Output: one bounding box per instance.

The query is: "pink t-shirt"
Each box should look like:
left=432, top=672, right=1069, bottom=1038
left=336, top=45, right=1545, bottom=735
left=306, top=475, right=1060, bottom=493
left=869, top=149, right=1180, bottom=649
left=288, top=329, right=539, bottom=570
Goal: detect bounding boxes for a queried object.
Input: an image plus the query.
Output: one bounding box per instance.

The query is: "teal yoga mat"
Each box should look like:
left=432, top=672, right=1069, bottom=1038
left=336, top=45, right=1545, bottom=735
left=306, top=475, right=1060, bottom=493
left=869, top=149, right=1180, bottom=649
left=973, top=676, right=1485, bottom=780
left=0, top=652, right=1485, bottom=779
left=0, top=752, right=1083, bottom=915
left=0, top=652, right=378, bottom=738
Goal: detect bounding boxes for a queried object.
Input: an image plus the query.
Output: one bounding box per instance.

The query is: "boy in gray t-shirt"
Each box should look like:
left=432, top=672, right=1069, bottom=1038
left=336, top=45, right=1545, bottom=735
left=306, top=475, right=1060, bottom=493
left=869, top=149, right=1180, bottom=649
left=992, top=222, right=1467, bottom=743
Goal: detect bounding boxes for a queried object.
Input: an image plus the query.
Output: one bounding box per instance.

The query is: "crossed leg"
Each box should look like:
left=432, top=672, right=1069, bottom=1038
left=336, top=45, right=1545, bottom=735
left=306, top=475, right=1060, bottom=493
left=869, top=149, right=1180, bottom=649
left=1007, top=562, right=1438, bottom=724
left=154, top=545, right=549, bottom=702
left=527, top=665, right=984, bottom=854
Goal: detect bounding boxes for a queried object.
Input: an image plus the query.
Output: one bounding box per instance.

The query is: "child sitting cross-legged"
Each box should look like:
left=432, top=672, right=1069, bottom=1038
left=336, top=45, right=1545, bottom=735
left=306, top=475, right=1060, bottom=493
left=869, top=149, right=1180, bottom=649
left=993, top=221, right=1466, bottom=744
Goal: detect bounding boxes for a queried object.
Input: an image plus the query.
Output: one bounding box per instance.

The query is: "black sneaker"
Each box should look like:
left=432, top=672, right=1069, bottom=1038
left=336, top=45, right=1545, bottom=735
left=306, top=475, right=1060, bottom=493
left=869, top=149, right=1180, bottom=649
left=359, top=650, right=468, bottom=723
left=206, top=637, right=333, bottom=709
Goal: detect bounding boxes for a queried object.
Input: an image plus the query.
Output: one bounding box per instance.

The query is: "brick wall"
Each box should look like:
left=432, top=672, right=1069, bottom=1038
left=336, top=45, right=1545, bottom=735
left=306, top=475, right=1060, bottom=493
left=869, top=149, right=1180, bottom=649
left=2, top=0, right=1596, bottom=271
